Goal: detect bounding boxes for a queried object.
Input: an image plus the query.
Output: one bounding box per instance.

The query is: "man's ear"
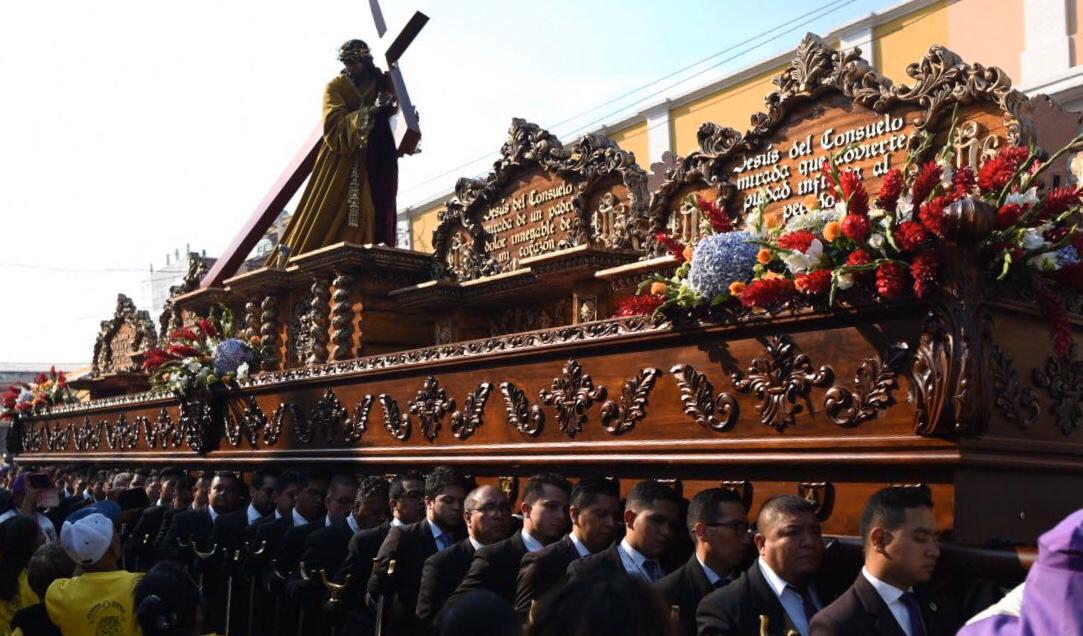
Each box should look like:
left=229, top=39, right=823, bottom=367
left=568, top=505, right=581, bottom=527
left=693, top=521, right=707, bottom=542
left=870, top=526, right=888, bottom=554
left=623, top=508, right=637, bottom=529
left=753, top=532, right=767, bottom=555
left=520, top=500, right=532, bottom=518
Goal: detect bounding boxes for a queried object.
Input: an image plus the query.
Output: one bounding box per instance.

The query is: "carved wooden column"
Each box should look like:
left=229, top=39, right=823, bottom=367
left=242, top=298, right=260, bottom=343
left=330, top=272, right=354, bottom=361
left=259, top=294, right=282, bottom=371
left=306, top=276, right=331, bottom=365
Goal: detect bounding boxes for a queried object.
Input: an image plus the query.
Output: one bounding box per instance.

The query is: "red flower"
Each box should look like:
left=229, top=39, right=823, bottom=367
left=697, top=196, right=732, bottom=234
left=57, top=373, right=67, bottom=388
left=977, top=146, right=1028, bottom=194
left=142, top=348, right=179, bottom=371
left=656, top=232, right=687, bottom=264
left=895, top=221, right=928, bottom=252
left=875, top=262, right=909, bottom=300
left=796, top=270, right=833, bottom=296
left=199, top=318, right=219, bottom=338
left=34, top=373, right=47, bottom=385
left=910, top=161, right=942, bottom=206
left=167, top=344, right=200, bottom=358
left=996, top=203, right=1024, bottom=230
left=171, top=327, right=200, bottom=342
left=820, top=161, right=839, bottom=200
left=842, top=214, right=871, bottom=243
left=739, top=277, right=796, bottom=308
left=840, top=170, right=869, bottom=216
left=777, top=230, right=816, bottom=253
left=876, top=169, right=904, bottom=212
left=950, top=166, right=976, bottom=202
left=910, top=251, right=938, bottom=299
left=1039, top=186, right=1083, bottom=220
left=615, top=294, right=667, bottom=317
left=846, top=249, right=873, bottom=267
left=919, top=195, right=948, bottom=238
left=1036, top=283, right=1074, bottom=358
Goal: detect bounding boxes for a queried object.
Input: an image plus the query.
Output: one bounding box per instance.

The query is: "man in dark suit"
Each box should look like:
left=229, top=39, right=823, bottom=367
left=416, top=484, right=512, bottom=628
left=697, top=494, right=827, bottom=636
left=515, top=476, right=621, bottom=614
left=123, top=471, right=193, bottom=571
left=452, top=473, right=571, bottom=606
left=568, top=479, right=681, bottom=584
left=810, top=487, right=961, bottom=636
left=243, top=470, right=302, bottom=636
left=657, top=488, right=750, bottom=636
left=368, top=466, right=468, bottom=636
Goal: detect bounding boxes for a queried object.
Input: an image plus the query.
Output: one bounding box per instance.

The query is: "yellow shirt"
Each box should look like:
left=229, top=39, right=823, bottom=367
left=0, top=571, right=38, bottom=636
left=44, top=570, right=142, bottom=636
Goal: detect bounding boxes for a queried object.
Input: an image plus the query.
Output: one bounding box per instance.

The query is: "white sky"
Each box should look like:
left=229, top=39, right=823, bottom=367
left=0, top=0, right=892, bottom=365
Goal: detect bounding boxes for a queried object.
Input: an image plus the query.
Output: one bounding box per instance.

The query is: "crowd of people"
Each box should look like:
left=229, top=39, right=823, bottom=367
left=0, top=465, right=1073, bottom=636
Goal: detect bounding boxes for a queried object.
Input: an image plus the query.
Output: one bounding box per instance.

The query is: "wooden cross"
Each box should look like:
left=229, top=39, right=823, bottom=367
left=200, top=2, right=428, bottom=289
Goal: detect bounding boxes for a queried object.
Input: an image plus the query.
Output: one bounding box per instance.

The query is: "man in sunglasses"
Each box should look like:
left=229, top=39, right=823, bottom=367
left=657, top=488, right=751, bottom=636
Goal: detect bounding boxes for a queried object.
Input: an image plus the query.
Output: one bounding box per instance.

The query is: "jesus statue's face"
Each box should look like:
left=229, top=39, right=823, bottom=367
left=344, top=57, right=376, bottom=84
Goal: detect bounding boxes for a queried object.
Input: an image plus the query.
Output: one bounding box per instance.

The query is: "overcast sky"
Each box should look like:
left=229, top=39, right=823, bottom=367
left=0, top=0, right=894, bottom=366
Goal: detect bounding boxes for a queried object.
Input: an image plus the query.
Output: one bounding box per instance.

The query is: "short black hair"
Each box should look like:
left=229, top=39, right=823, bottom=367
left=252, top=468, right=279, bottom=490
left=327, top=473, right=359, bottom=494
left=213, top=471, right=244, bottom=489
left=358, top=476, right=390, bottom=501
left=571, top=476, right=620, bottom=510
left=523, top=473, right=572, bottom=504
left=625, top=480, right=680, bottom=514
left=297, top=469, right=331, bottom=491
left=134, top=562, right=201, bottom=636
left=686, top=488, right=745, bottom=537
left=756, top=495, right=817, bottom=533
left=158, top=467, right=185, bottom=482
left=859, top=486, right=934, bottom=545
left=176, top=476, right=197, bottom=492
left=275, top=470, right=301, bottom=493
left=26, top=543, right=74, bottom=600
left=390, top=472, right=424, bottom=499
left=425, top=466, right=467, bottom=500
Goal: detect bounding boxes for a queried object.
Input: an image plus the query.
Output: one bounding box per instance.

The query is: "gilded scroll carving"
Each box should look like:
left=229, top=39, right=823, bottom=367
left=990, top=345, right=1040, bottom=429
left=344, top=395, right=374, bottom=443
left=44, top=422, right=71, bottom=452
left=670, top=364, right=739, bottom=431
left=306, top=277, right=331, bottom=365
left=599, top=368, right=662, bottom=434
left=501, top=382, right=544, bottom=436
left=909, top=306, right=984, bottom=437
left=450, top=383, right=494, bottom=440
left=408, top=377, right=456, bottom=442
left=1033, top=349, right=1083, bottom=435
left=733, top=336, right=833, bottom=431
left=539, top=359, right=608, bottom=437
left=798, top=482, right=835, bottom=522
left=224, top=411, right=243, bottom=447
left=330, top=273, right=354, bottom=361
left=824, top=346, right=908, bottom=428
left=380, top=394, right=411, bottom=441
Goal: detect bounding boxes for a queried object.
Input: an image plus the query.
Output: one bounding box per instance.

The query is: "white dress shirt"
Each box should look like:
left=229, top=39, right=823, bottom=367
left=697, top=555, right=723, bottom=586
left=207, top=506, right=221, bottom=523
left=862, top=567, right=915, bottom=636
left=246, top=503, right=262, bottom=526
left=347, top=513, right=360, bottom=534
left=618, top=539, right=657, bottom=582
left=391, top=517, right=406, bottom=528
left=757, top=558, right=822, bottom=636
left=274, top=509, right=282, bottom=520
left=292, top=508, right=311, bottom=527
left=468, top=536, right=482, bottom=551
left=520, top=529, right=544, bottom=553
left=569, top=531, right=592, bottom=558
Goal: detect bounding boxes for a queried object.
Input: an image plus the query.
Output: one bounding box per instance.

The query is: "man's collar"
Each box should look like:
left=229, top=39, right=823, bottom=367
left=569, top=531, right=592, bottom=558
left=521, top=528, right=544, bottom=553
left=468, top=536, right=482, bottom=551
left=207, top=506, right=220, bottom=523
left=291, top=508, right=310, bottom=527
left=697, top=554, right=723, bottom=585
left=862, top=566, right=909, bottom=602
left=619, top=538, right=649, bottom=567
left=429, top=517, right=447, bottom=540
left=757, top=557, right=793, bottom=598
left=391, top=517, right=406, bottom=528
left=347, top=513, right=360, bottom=534
left=274, top=509, right=283, bottom=520
left=246, top=503, right=263, bottom=526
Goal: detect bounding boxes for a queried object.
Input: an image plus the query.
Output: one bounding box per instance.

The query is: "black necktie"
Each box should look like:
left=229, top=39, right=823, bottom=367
left=788, top=584, right=818, bottom=623
left=643, top=559, right=664, bottom=582
left=900, top=592, right=928, bottom=636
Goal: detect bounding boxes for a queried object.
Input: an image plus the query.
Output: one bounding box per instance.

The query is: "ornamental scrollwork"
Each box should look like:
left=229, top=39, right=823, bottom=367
left=74, top=416, right=103, bottom=451
left=45, top=422, right=71, bottom=452
left=380, top=394, right=411, bottom=441
left=990, top=345, right=1040, bottom=430
left=92, top=293, right=158, bottom=377
left=179, top=400, right=214, bottom=454
left=599, top=368, right=662, bottom=434
left=500, top=382, right=544, bottom=436
left=670, top=364, right=739, bottom=431
left=343, top=395, right=374, bottom=443
left=270, top=403, right=303, bottom=447
left=143, top=408, right=179, bottom=449
left=823, top=346, right=909, bottom=428
left=732, top=335, right=833, bottom=431
left=310, top=388, right=347, bottom=445
left=1032, top=348, right=1083, bottom=435
left=450, top=383, right=494, bottom=440
left=408, top=377, right=456, bottom=442
left=241, top=397, right=268, bottom=447
left=539, top=359, right=608, bottom=437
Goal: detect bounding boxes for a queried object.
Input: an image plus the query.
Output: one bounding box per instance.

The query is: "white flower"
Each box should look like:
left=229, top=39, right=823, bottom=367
left=17, top=389, right=32, bottom=404
left=868, top=204, right=887, bottom=221
left=236, top=363, right=250, bottom=382
left=1028, top=252, right=1058, bottom=271
left=1021, top=228, right=1048, bottom=251
left=186, top=361, right=202, bottom=373
left=1005, top=187, right=1039, bottom=207
left=868, top=233, right=885, bottom=250
left=836, top=271, right=854, bottom=290
left=832, top=200, right=849, bottom=217
left=896, top=195, right=914, bottom=222
left=938, top=162, right=955, bottom=189
left=783, top=239, right=824, bottom=274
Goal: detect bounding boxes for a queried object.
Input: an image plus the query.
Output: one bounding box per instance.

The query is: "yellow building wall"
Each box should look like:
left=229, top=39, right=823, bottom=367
left=669, top=66, right=785, bottom=156
left=607, top=120, right=650, bottom=167
left=947, top=0, right=1023, bottom=82
left=409, top=203, right=445, bottom=253
left=874, top=0, right=950, bottom=82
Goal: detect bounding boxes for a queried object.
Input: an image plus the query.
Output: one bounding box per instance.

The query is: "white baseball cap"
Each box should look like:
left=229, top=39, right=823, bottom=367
left=60, top=512, right=115, bottom=566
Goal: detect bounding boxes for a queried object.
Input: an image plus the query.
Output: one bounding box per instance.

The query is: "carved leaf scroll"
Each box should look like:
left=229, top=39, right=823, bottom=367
left=1033, top=349, right=1083, bottom=435
left=408, top=377, right=456, bottom=442
left=990, top=345, right=1040, bottom=429
left=823, top=345, right=909, bottom=428
left=344, top=395, right=374, bottom=443
left=450, top=383, right=494, bottom=440
left=539, top=359, right=608, bottom=437
left=501, top=382, right=544, bottom=436
left=600, top=368, right=662, bottom=434
left=733, top=335, right=833, bottom=431
left=310, top=388, right=347, bottom=445
left=670, top=364, right=739, bottom=431
left=381, top=394, right=411, bottom=441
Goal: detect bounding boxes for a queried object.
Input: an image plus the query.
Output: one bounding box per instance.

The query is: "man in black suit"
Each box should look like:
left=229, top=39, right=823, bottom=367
left=244, top=470, right=302, bottom=636
left=697, top=494, right=827, bottom=636
left=368, top=466, right=468, bottom=636
left=657, top=488, right=750, bottom=636
left=123, top=470, right=193, bottom=571
left=568, top=479, right=681, bottom=584
left=214, top=468, right=278, bottom=635
left=515, top=475, right=621, bottom=614
left=452, top=473, right=571, bottom=606
left=810, top=487, right=961, bottom=636
left=416, top=484, right=512, bottom=629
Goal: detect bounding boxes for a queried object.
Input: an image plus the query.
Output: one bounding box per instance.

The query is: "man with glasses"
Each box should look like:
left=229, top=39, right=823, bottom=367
left=416, top=484, right=512, bottom=628
left=658, top=488, right=750, bottom=636
left=697, top=494, right=829, bottom=636
left=451, top=473, right=571, bottom=605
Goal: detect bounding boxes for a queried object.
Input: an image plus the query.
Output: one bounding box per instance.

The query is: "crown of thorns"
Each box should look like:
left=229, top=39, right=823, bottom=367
left=338, top=39, right=372, bottom=63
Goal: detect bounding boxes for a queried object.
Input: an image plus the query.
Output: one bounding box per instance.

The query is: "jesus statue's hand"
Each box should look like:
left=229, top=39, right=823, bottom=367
left=374, top=91, right=397, bottom=117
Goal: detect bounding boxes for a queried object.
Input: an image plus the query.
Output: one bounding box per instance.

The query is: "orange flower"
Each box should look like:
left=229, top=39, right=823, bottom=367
left=683, top=245, right=695, bottom=262
left=794, top=276, right=809, bottom=291
left=762, top=271, right=783, bottom=280
left=729, top=281, right=747, bottom=296
left=649, top=281, right=668, bottom=296
left=757, top=248, right=773, bottom=265
left=822, top=221, right=842, bottom=242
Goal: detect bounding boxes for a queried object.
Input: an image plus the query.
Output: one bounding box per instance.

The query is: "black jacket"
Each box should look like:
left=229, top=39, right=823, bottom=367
left=123, top=504, right=173, bottom=571
left=515, top=534, right=582, bottom=613
left=451, top=530, right=529, bottom=605
left=415, top=537, right=476, bottom=627
left=566, top=542, right=628, bottom=580
left=154, top=506, right=216, bottom=564
left=10, top=602, right=60, bottom=636
left=656, top=555, right=731, bottom=636
left=809, top=573, right=962, bottom=636
left=696, top=561, right=801, bottom=636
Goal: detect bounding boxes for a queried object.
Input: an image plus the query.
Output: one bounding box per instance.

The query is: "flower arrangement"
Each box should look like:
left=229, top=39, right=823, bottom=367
left=621, top=125, right=1083, bottom=356
left=1, top=367, right=75, bottom=421
left=143, top=307, right=260, bottom=396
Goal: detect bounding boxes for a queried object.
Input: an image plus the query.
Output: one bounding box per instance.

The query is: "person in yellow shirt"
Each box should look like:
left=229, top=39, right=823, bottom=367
left=0, top=516, right=44, bottom=635
left=44, top=501, right=142, bottom=636
left=134, top=562, right=221, bottom=636
left=11, top=542, right=74, bottom=636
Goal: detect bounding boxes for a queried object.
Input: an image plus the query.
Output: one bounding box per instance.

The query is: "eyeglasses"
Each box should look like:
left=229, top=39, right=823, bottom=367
left=468, top=503, right=513, bottom=515
left=706, top=520, right=751, bottom=535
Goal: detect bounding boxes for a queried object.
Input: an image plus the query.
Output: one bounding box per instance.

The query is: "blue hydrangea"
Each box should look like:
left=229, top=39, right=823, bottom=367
left=688, top=231, right=759, bottom=300
left=212, top=338, right=254, bottom=375
left=1055, top=246, right=1081, bottom=269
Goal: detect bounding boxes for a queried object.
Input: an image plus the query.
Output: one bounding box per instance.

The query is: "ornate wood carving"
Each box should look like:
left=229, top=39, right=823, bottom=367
left=380, top=394, right=411, bottom=441
left=270, top=403, right=302, bottom=447
left=990, top=345, right=1040, bottom=429
left=1033, top=349, right=1083, bottom=435
left=670, top=364, right=740, bottom=432
left=733, top=336, right=834, bottom=431
left=259, top=294, right=281, bottom=370
left=44, top=422, right=70, bottom=452
left=450, top=383, right=494, bottom=440
left=498, top=476, right=519, bottom=503
left=158, top=254, right=207, bottom=339
left=307, top=388, right=347, bottom=445
left=798, top=482, right=835, bottom=522
left=241, top=397, right=268, bottom=447
left=909, top=307, right=983, bottom=437
left=91, top=294, right=158, bottom=377
left=329, top=273, right=354, bottom=361
left=500, top=382, right=544, bottom=436
left=242, top=299, right=261, bottom=344
left=600, top=368, right=662, bottom=434
left=344, top=395, right=374, bottom=443
left=408, top=377, right=456, bottom=442
left=305, top=277, right=331, bottom=365
left=539, top=359, right=608, bottom=437
left=824, top=346, right=908, bottom=428
left=720, top=480, right=753, bottom=512
left=489, top=299, right=571, bottom=337
left=74, top=416, right=103, bottom=451
left=224, top=410, right=243, bottom=448
left=179, top=399, right=214, bottom=454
